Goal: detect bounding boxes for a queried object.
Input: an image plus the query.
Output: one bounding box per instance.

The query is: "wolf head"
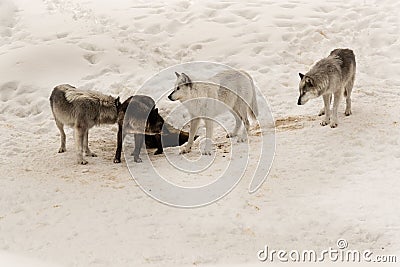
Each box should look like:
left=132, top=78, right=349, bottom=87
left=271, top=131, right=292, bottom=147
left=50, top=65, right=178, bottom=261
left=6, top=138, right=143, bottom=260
left=98, top=95, right=121, bottom=124
left=147, top=108, right=164, bottom=134
left=297, top=73, right=320, bottom=105
left=168, top=72, right=193, bottom=102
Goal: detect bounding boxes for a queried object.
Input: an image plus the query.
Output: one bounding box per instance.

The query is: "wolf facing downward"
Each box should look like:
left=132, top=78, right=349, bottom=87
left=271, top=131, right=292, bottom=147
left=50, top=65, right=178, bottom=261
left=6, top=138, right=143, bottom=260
left=297, top=48, right=356, bottom=128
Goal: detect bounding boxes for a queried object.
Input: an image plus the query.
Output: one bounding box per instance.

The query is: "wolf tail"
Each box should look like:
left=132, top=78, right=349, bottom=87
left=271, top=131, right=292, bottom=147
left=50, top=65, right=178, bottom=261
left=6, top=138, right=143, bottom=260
left=244, top=72, right=259, bottom=119
left=239, top=70, right=259, bottom=119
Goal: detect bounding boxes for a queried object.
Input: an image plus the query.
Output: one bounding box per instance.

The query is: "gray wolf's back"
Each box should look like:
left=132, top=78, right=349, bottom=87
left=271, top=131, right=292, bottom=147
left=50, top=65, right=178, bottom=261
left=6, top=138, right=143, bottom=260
left=50, top=84, right=117, bottom=127
left=329, top=48, right=356, bottom=79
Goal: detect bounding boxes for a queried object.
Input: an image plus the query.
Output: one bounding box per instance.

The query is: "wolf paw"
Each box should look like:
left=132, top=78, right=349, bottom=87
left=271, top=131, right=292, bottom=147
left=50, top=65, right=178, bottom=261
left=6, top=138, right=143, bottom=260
left=113, top=158, right=121, bottom=164
left=179, top=146, right=191, bottom=154
left=134, top=157, right=142, bottom=163
left=78, top=159, right=88, bottom=165
left=345, top=110, right=352, bottom=116
left=318, top=108, right=325, bottom=116
left=86, top=152, right=97, bottom=157
left=58, top=147, right=66, bottom=153
left=226, top=132, right=237, bottom=138
left=330, top=122, right=338, bottom=128
left=320, top=120, right=329, bottom=126
left=237, top=136, right=247, bottom=143
left=154, top=149, right=163, bottom=155
left=201, top=148, right=212, bottom=155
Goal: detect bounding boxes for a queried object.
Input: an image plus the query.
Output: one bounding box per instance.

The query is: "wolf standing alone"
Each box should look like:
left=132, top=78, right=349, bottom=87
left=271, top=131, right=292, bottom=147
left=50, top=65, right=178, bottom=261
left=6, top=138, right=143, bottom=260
left=50, top=84, right=121, bottom=164
left=297, top=48, right=356, bottom=128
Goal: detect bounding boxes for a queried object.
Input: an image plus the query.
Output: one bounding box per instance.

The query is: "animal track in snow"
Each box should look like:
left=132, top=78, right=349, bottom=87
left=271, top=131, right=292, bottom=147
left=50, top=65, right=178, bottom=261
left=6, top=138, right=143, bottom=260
left=83, top=53, right=100, bottom=64
left=0, top=81, right=19, bottom=102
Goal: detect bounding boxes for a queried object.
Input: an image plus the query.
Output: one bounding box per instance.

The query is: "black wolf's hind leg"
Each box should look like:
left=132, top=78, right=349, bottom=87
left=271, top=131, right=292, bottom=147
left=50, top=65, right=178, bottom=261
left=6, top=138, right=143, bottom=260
left=114, top=124, right=123, bottom=163
left=154, top=134, right=163, bottom=155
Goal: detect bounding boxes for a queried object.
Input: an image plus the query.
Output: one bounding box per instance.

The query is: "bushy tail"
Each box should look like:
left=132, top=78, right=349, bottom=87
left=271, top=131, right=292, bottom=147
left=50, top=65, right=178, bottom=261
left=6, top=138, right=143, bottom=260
left=238, top=70, right=259, bottom=120
left=244, top=72, right=259, bottom=120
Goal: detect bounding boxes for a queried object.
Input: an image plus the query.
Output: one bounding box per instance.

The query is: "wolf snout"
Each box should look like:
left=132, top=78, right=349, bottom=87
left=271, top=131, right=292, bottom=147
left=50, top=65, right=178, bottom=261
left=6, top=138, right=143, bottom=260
left=297, top=96, right=303, bottom=105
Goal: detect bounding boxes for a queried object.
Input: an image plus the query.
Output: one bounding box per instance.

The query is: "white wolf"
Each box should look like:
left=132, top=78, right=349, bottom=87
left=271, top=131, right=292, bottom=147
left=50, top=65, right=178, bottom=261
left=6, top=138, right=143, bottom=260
left=168, top=69, right=258, bottom=155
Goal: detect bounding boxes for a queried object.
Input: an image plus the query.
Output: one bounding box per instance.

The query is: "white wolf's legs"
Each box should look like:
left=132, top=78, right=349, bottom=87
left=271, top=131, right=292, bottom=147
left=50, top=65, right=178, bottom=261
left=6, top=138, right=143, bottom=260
left=318, top=95, right=331, bottom=116
left=56, top=120, right=66, bottom=153
left=320, top=94, right=332, bottom=126
left=74, top=126, right=88, bottom=165
left=237, top=107, right=250, bottom=143
left=83, top=129, right=97, bottom=157
left=203, top=119, right=213, bottom=155
left=180, top=118, right=200, bottom=154
left=226, top=111, right=241, bottom=138
left=330, top=91, right=343, bottom=128
left=238, top=116, right=249, bottom=142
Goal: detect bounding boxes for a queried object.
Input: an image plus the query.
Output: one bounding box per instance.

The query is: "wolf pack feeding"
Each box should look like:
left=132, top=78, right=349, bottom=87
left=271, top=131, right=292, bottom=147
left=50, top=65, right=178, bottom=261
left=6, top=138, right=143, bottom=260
left=50, top=48, right=356, bottom=164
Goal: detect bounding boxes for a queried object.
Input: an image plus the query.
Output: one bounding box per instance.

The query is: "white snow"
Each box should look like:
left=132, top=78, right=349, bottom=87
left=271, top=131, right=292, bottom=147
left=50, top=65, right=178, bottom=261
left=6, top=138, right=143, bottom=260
left=0, top=0, right=399, bottom=266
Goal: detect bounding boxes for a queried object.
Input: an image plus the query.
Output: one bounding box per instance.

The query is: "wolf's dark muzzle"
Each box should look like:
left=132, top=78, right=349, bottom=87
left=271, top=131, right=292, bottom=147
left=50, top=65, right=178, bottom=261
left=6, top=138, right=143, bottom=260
left=167, top=93, right=173, bottom=101
left=297, top=96, right=302, bottom=105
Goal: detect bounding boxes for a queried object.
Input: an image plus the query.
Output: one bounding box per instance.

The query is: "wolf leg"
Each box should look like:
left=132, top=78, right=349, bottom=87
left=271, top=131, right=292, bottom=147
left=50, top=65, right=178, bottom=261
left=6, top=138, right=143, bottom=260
left=320, top=94, right=332, bottom=126
left=114, top=123, right=124, bottom=163
left=180, top=118, right=200, bottom=154
left=330, top=91, right=342, bottom=128
left=83, top=129, right=97, bottom=157
left=318, top=95, right=331, bottom=116
left=202, top=119, right=213, bottom=155
left=132, top=133, right=144, bottom=163
left=344, top=80, right=354, bottom=116
left=56, top=120, right=66, bottom=153
left=226, top=111, right=241, bottom=138
left=238, top=116, right=249, bottom=142
left=154, top=134, right=163, bottom=155
left=74, top=126, right=87, bottom=165
left=236, top=107, right=250, bottom=143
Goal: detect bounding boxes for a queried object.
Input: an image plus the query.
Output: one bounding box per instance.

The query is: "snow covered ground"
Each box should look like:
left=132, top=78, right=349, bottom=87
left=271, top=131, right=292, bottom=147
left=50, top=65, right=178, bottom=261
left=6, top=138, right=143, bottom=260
left=0, top=0, right=399, bottom=266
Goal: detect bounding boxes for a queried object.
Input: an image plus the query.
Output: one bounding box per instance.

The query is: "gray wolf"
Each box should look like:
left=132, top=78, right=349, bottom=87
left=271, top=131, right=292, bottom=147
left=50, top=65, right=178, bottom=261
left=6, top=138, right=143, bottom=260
left=50, top=84, right=121, bottom=164
left=114, top=95, right=164, bottom=163
left=297, top=48, right=356, bottom=128
left=168, top=69, right=258, bottom=155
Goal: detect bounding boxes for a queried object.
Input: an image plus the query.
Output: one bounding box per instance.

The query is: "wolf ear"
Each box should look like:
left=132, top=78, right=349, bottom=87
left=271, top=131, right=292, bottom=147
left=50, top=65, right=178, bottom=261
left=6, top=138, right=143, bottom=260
left=181, top=73, right=189, bottom=81
left=115, top=96, right=121, bottom=107
left=181, top=73, right=192, bottom=88
left=175, top=72, right=180, bottom=78
left=182, top=72, right=192, bottom=85
left=299, top=73, right=305, bottom=79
